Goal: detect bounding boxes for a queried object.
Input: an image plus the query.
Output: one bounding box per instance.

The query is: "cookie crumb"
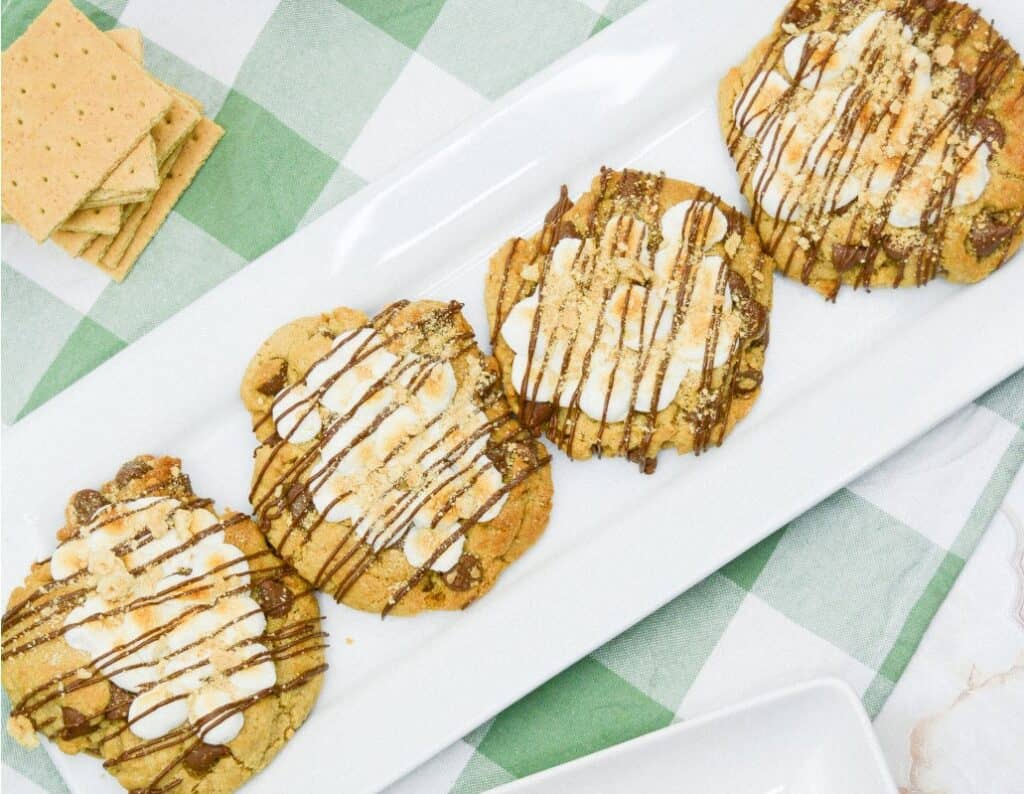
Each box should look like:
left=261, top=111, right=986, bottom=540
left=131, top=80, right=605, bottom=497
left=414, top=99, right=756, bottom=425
left=345, top=637, right=354, bottom=646
left=7, top=715, right=38, bottom=748
left=724, top=233, right=742, bottom=257
left=209, top=646, right=243, bottom=673
left=934, top=44, right=954, bottom=66
left=781, top=22, right=799, bottom=34
left=796, top=235, right=811, bottom=251
left=96, top=564, right=134, bottom=603
left=87, top=547, right=120, bottom=577
left=621, top=260, right=653, bottom=284
left=521, top=263, right=540, bottom=281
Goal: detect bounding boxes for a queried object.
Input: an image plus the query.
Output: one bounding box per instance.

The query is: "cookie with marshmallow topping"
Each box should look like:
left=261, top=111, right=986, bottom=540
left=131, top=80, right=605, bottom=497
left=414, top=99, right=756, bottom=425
left=1, top=455, right=326, bottom=794
left=241, top=300, right=552, bottom=616
left=485, top=168, right=773, bottom=473
left=720, top=0, right=1024, bottom=298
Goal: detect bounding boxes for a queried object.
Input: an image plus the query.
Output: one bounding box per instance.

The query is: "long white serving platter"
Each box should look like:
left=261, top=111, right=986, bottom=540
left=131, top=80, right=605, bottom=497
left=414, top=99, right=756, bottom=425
left=3, top=0, right=1023, bottom=792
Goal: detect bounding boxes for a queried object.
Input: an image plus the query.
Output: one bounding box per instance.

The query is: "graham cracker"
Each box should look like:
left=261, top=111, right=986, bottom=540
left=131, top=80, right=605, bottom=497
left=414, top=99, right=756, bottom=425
left=75, top=28, right=158, bottom=208
left=77, top=33, right=197, bottom=206
left=59, top=203, right=122, bottom=234
left=100, top=117, right=223, bottom=281
left=50, top=229, right=94, bottom=257
left=0, top=27, right=155, bottom=223
left=80, top=135, right=159, bottom=207
left=95, top=138, right=185, bottom=269
left=81, top=204, right=132, bottom=264
left=1, top=0, right=172, bottom=241
left=80, top=228, right=115, bottom=263
left=79, top=188, right=154, bottom=208
left=95, top=198, right=152, bottom=269
left=80, top=204, right=134, bottom=264
left=151, top=88, right=201, bottom=166
left=179, top=90, right=204, bottom=114
left=104, top=27, right=142, bottom=61
left=1, top=27, right=165, bottom=224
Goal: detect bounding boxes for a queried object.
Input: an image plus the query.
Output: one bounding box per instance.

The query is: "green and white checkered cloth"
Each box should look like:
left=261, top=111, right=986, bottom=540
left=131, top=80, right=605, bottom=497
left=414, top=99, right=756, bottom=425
left=2, top=1, right=1022, bottom=792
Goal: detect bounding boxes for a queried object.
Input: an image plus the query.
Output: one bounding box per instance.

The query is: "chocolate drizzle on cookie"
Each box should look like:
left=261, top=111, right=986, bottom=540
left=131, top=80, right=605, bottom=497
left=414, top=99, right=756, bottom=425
left=727, top=0, right=1022, bottom=294
left=1, top=460, right=326, bottom=794
left=248, top=301, right=550, bottom=615
left=489, top=168, right=769, bottom=472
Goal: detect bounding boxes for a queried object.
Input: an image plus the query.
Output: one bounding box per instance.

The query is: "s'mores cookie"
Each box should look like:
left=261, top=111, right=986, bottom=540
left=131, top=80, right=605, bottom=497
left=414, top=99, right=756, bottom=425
left=485, top=168, right=773, bottom=473
left=241, top=300, right=553, bottom=616
left=720, top=0, right=1024, bottom=298
left=2, top=456, right=326, bottom=793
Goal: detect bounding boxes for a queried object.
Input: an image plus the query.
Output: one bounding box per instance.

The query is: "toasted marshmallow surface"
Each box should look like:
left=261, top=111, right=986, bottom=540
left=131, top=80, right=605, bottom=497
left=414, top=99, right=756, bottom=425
left=501, top=200, right=741, bottom=425
left=271, top=324, right=509, bottom=574
left=732, top=8, right=992, bottom=230
left=54, top=498, right=275, bottom=745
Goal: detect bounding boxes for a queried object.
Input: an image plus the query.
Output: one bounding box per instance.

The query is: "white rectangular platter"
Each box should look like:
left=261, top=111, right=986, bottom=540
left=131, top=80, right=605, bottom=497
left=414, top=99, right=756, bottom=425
left=3, top=0, right=1023, bottom=792
left=490, top=679, right=897, bottom=794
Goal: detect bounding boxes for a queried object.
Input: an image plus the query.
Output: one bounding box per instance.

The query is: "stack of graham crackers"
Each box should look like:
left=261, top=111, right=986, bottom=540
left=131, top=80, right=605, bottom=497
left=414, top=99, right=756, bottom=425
left=1, top=0, right=224, bottom=282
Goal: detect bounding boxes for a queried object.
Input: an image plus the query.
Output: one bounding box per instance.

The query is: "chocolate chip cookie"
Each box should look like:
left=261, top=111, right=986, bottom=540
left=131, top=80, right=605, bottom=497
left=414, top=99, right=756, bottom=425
left=241, top=300, right=553, bottom=616
left=2, top=456, right=326, bottom=793
left=720, top=0, right=1024, bottom=298
left=484, top=168, right=774, bottom=473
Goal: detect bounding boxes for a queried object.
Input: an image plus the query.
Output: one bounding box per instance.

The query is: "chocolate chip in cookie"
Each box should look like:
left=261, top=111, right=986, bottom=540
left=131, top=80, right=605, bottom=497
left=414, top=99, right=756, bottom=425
left=104, top=684, right=133, bottom=722
left=970, top=211, right=1017, bottom=258
left=255, top=359, right=289, bottom=397
left=59, top=707, right=94, bottom=740
left=253, top=578, right=294, bottom=618
left=442, top=553, right=484, bottom=592
left=115, top=458, right=152, bottom=485
left=182, top=743, right=231, bottom=775
left=71, top=489, right=108, bottom=523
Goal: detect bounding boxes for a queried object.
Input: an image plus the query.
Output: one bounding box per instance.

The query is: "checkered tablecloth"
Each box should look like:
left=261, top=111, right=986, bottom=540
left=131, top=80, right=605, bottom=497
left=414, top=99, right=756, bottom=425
left=3, top=1, right=1023, bottom=792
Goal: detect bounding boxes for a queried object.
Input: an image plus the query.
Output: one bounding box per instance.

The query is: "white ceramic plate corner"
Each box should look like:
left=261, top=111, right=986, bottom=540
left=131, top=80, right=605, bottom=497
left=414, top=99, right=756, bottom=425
left=490, top=678, right=898, bottom=794
left=3, top=1, right=1023, bottom=792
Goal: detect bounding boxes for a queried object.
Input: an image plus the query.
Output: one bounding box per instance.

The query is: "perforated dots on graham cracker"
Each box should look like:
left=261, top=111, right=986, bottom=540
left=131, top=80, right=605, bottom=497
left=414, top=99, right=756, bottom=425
left=92, top=123, right=187, bottom=270
left=60, top=203, right=122, bottom=235
left=151, top=89, right=201, bottom=166
left=13, top=28, right=153, bottom=232
left=2, top=1, right=223, bottom=283
left=77, top=27, right=160, bottom=209
left=81, top=135, right=159, bottom=208
left=2, top=0, right=171, bottom=241
left=99, top=118, right=224, bottom=282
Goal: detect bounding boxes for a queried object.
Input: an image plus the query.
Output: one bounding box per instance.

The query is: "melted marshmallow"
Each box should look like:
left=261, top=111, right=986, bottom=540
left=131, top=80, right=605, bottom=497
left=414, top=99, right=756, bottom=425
left=55, top=498, right=275, bottom=745
left=736, top=10, right=992, bottom=228
left=502, top=201, right=741, bottom=424
left=272, top=330, right=509, bottom=574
